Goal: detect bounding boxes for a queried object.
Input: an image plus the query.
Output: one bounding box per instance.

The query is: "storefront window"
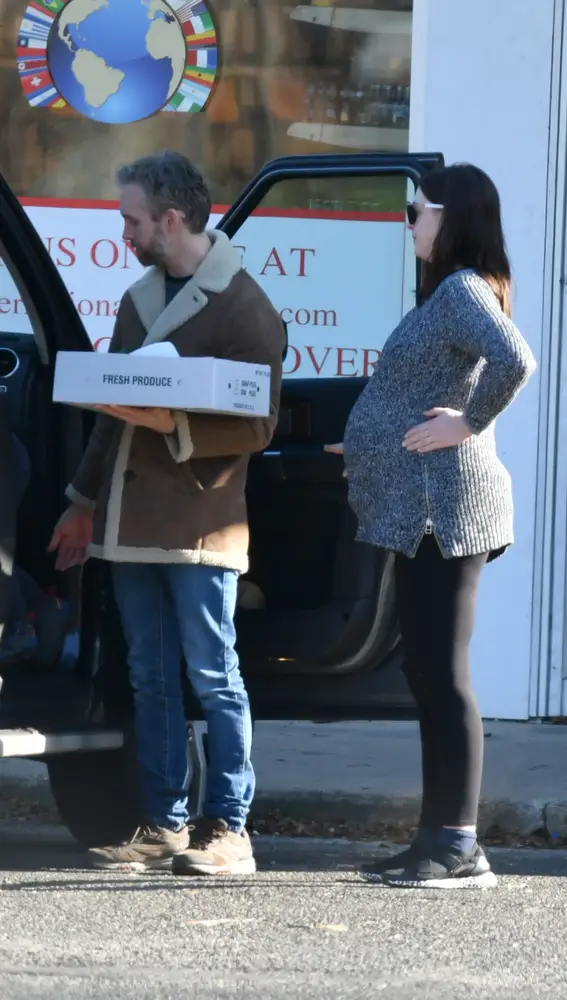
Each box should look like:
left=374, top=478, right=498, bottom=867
left=0, top=0, right=412, bottom=204
left=0, top=0, right=414, bottom=371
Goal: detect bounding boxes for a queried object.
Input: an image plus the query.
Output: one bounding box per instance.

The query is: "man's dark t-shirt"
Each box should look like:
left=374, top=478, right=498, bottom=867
left=165, top=274, right=192, bottom=307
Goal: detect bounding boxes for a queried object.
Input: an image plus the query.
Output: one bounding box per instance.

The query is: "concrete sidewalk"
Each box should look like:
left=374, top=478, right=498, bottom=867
left=251, top=720, right=567, bottom=838
left=2, top=720, right=567, bottom=837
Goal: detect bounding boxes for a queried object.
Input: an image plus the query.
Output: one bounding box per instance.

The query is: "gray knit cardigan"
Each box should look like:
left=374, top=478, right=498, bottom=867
left=343, top=269, right=537, bottom=558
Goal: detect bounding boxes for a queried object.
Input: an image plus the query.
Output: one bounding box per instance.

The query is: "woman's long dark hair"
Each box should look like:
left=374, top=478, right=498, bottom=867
left=419, top=164, right=511, bottom=316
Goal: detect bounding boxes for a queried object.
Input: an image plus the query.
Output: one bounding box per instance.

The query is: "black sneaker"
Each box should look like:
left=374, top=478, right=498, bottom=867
left=360, top=843, right=426, bottom=881
left=368, top=842, right=496, bottom=890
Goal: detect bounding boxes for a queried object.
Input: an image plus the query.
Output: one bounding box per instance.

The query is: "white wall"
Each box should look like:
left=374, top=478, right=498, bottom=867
left=409, top=0, right=554, bottom=718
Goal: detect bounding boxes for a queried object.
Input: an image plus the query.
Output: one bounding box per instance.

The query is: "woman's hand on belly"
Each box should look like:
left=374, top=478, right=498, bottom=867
left=403, top=408, right=473, bottom=454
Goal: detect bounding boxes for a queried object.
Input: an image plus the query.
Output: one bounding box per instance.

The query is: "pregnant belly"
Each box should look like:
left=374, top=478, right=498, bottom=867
left=344, top=408, right=402, bottom=473
left=345, top=429, right=409, bottom=521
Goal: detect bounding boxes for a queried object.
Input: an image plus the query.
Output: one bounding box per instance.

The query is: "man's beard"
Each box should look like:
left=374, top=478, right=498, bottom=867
left=133, top=241, right=167, bottom=269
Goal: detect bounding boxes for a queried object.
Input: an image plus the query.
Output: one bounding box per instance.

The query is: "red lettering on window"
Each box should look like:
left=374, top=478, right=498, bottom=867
left=120, top=241, right=138, bottom=271
left=93, top=335, right=112, bottom=352
left=305, top=346, right=332, bottom=375
left=261, top=248, right=287, bottom=276
left=289, top=248, right=315, bottom=277
left=233, top=245, right=246, bottom=269
left=57, top=238, right=76, bottom=267
left=91, top=240, right=119, bottom=269
left=283, top=345, right=301, bottom=375
left=361, top=348, right=381, bottom=377
left=335, top=348, right=358, bottom=377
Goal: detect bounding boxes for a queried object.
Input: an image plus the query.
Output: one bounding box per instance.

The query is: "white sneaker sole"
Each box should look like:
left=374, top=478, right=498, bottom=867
left=88, top=855, right=177, bottom=873
left=173, top=857, right=257, bottom=877
left=364, top=870, right=498, bottom=890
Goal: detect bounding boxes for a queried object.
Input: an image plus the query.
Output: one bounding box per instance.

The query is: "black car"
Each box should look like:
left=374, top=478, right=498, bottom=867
left=0, top=151, right=443, bottom=845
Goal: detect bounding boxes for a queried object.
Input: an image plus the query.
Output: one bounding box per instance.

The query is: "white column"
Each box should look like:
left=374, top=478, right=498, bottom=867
left=409, top=0, right=555, bottom=718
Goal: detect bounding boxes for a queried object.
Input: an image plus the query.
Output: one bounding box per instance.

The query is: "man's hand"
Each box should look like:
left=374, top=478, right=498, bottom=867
left=48, top=503, right=94, bottom=572
left=96, top=405, right=175, bottom=435
left=403, top=408, right=473, bottom=454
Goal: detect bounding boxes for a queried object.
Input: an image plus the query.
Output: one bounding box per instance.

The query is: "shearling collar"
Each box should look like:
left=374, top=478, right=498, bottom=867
left=128, top=230, right=242, bottom=347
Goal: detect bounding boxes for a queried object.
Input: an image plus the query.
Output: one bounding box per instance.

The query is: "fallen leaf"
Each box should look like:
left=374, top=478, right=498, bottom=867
left=313, top=924, right=348, bottom=932
left=185, top=918, right=257, bottom=927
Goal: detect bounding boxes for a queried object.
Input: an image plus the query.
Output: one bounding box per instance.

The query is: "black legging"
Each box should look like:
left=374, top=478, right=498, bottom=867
left=394, top=535, right=488, bottom=829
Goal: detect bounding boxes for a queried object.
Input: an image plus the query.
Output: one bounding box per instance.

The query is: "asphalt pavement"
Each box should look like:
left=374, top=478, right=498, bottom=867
left=0, top=824, right=566, bottom=999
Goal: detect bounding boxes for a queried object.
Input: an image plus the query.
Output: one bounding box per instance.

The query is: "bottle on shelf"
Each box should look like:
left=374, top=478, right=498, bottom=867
left=339, top=87, right=351, bottom=125
left=404, top=85, right=411, bottom=124
left=353, top=88, right=365, bottom=125
left=366, top=83, right=382, bottom=125
left=305, top=82, right=316, bottom=122
left=390, top=85, right=402, bottom=128
left=358, top=87, right=371, bottom=126
left=301, top=78, right=410, bottom=132
left=325, top=83, right=338, bottom=124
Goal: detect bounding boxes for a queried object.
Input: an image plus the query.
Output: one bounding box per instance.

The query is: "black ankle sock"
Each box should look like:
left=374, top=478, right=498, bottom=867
left=414, top=828, right=435, bottom=846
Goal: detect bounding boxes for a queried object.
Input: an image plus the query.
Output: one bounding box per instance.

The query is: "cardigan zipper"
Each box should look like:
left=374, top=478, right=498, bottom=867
left=423, top=460, right=434, bottom=535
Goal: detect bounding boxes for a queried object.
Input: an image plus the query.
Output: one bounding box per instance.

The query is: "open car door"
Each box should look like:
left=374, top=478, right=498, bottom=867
left=0, top=172, right=93, bottom=729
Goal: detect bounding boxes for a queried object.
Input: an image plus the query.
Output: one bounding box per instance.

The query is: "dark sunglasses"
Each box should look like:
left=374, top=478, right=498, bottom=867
left=406, top=201, right=444, bottom=225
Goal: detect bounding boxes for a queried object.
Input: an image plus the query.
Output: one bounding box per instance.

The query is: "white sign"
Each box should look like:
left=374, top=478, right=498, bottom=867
left=0, top=203, right=409, bottom=379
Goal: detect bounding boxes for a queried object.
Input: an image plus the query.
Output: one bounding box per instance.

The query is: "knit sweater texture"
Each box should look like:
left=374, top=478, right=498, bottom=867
left=343, top=269, right=537, bottom=558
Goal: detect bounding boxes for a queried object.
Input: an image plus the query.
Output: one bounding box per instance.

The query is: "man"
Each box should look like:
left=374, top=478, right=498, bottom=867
left=49, top=151, right=285, bottom=875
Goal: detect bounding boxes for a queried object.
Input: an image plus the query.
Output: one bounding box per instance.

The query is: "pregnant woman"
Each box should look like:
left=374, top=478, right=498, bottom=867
left=327, top=164, right=536, bottom=889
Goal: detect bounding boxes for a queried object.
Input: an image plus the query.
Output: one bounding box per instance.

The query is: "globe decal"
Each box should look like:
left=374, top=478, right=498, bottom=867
left=17, top=0, right=220, bottom=123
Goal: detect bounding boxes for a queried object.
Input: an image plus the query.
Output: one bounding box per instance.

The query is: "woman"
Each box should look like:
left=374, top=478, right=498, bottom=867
left=327, top=164, right=536, bottom=889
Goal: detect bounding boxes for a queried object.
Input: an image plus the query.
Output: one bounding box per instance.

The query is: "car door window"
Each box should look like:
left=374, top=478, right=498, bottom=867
left=0, top=171, right=91, bottom=360
left=226, top=172, right=416, bottom=379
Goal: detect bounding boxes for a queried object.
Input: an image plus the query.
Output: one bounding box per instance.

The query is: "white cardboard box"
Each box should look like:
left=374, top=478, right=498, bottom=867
left=52, top=350, right=271, bottom=417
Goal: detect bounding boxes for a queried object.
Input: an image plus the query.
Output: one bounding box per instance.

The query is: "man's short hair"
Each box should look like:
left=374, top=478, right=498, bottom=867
left=116, top=151, right=212, bottom=233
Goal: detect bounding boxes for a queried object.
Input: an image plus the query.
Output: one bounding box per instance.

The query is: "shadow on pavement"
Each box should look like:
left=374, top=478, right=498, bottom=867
left=1, top=823, right=567, bottom=881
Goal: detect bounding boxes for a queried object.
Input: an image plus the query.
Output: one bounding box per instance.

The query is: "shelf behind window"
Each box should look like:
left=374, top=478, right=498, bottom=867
left=287, top=122, right=409, bottom=151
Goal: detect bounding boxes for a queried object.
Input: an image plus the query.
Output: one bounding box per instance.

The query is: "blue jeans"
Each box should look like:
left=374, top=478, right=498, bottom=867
left=112, top=562, right=255, bottom=832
